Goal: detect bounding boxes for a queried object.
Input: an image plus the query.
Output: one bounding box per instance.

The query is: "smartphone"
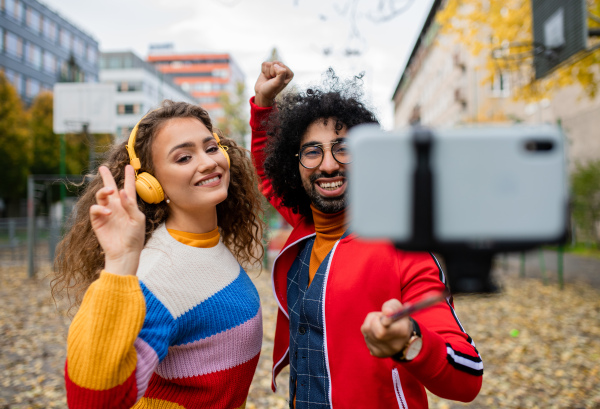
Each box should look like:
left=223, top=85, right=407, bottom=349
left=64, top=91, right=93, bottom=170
left=347, top=124, right=569, bottom=252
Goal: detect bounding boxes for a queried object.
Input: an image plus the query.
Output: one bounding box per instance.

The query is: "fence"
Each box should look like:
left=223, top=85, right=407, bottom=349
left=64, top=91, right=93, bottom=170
left=0, top=216, right=61, bottom=274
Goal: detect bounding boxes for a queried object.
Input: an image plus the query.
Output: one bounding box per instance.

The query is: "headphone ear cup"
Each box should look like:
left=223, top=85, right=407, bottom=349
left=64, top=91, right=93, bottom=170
left=219, top=146, right=230, bottom=169
left=135, top=172, right=165, bottom=204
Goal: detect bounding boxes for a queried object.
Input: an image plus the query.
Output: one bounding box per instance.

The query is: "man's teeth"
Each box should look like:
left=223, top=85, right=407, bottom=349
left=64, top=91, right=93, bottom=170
left=318, top=180, right=343, bottom=190
left=198, top=176, right=219, bottom=186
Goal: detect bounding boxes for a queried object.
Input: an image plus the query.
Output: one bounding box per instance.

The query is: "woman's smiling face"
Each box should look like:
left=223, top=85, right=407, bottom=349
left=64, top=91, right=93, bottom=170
left=151, top=117, right=230, bottom=218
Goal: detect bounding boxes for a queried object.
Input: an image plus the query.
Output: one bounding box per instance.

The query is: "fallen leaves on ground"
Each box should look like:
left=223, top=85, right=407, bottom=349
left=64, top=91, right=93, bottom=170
left=0, top=264, right=598, bottom=408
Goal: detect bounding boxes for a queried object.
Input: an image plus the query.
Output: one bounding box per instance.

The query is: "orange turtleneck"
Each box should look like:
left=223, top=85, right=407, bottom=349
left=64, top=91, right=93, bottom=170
left=167, top=227, right=220, bottom=248
left=308, top=204, right=347, bottom=286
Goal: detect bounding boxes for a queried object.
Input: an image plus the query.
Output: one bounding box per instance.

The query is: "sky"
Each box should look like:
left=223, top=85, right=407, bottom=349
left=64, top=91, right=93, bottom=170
left=41, top=0, right=436, bottom=129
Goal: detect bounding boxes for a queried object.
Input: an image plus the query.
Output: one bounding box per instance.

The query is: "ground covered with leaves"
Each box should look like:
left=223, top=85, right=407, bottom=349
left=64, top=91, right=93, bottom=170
left=1, top=263, right=599, bottom=408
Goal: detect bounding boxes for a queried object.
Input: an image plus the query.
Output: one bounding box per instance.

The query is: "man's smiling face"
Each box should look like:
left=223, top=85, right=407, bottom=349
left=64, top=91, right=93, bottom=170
left=298, top=118, right=349, bottom=214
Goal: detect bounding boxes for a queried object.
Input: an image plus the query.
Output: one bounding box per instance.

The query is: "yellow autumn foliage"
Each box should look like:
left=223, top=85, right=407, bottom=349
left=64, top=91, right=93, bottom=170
left=436, top=0, right=600, bottom=102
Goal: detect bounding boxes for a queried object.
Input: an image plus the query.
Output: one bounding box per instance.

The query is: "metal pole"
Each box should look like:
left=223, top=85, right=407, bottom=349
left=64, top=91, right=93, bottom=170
left=27, top=176, right=35, bottom=278
left=557, top=246, right=564, bottom=290
left=8, top=218, right=16, bottom=262
left=520, top=252, right=526, bottom=278
left=84, top=123, right=94, bottom=172
left=538, top=249, right=547, bottom=285
left=60, top=134, right=66, bottom=221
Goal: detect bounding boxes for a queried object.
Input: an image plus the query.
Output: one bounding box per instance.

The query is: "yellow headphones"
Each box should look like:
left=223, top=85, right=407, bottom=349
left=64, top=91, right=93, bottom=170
left=213, top=132, right=231, bottom=169
left=125, top=117, right=231, bottom=204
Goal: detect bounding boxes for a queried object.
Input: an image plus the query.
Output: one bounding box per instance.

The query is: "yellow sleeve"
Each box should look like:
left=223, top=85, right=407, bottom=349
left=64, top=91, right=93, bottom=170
left=66, top=270, right=146, bottom=391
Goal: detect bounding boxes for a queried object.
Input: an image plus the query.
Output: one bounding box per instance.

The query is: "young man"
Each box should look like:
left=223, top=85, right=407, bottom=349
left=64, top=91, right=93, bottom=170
left=250, top=61, right=483, bottom=408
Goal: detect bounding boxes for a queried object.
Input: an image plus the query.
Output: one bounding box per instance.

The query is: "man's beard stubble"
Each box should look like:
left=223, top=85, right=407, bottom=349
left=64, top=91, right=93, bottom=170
left=303, top=171, right=348, bottom=214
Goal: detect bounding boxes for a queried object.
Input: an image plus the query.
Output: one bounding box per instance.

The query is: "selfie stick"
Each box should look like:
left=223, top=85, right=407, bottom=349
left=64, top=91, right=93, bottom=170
left=386, top=291, right=449, bottom=323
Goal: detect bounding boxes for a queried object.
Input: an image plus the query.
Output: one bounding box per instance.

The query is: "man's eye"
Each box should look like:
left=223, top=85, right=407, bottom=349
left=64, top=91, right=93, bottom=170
left=334, top=144, right=349, bottom=154
left=303, top=148, right=321, bottom=158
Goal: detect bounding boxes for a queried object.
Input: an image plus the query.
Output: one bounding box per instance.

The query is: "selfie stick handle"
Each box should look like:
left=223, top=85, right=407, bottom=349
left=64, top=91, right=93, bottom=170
left=411, top=127, right=435, bottom=249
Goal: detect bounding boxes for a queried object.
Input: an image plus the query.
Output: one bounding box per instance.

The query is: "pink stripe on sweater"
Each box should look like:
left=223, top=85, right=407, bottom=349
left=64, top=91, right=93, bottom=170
left=134, top=338, right=159, bottom=401
left=156, top=308, right=262, bottom=380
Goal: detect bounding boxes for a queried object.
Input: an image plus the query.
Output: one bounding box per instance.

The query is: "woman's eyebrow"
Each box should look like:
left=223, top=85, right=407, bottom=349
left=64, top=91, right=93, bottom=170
left=168, top=141, right=195, bottom=156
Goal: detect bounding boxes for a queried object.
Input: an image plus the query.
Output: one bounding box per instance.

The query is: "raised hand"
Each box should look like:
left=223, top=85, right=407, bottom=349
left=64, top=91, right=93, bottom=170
left=254, top=61, right=294, bottom=107
left=89, top=165, right=146, bottom=276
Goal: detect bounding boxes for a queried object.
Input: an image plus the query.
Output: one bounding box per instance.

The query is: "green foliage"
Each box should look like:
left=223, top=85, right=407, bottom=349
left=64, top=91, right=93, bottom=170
left=0, top=72, right=31, bottom=201
left=29, top=92, right=60, bottom=175
left=217, top=81, right=249, bottom=147
left=571, top=160, right=600, bottom=246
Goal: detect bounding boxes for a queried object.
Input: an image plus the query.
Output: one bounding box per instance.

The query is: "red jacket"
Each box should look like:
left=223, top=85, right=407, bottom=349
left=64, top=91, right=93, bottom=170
left=250, top=98, right=483, bottom=408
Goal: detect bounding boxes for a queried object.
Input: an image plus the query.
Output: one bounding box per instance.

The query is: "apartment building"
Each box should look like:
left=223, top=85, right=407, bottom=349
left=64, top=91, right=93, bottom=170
left=392, top=0, right=600, bottom=165
left=147, top=45, right=244, bottom=122
left=100, top=51, right=196, bottom=142
left=0, top=0, right=99, bottom=104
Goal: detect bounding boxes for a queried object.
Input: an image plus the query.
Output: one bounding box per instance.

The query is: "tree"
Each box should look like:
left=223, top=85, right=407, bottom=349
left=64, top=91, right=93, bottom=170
left=217, top=81, right=249, bottom=147
left=571, top=160, right=600, bottom=246
left=436, top=0, right=600, bottom=101
left=29, top=91, right=60, bottom=175
left=0, top=72, right=31, bottom=213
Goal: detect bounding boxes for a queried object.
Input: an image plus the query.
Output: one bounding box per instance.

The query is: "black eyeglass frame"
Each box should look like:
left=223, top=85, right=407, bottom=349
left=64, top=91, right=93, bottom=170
left=295, top=141, right=352, bottom=169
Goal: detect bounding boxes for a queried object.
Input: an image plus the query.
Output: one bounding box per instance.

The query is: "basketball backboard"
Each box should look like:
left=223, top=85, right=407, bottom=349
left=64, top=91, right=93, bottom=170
left=532, top=0, right=588, bottom=79
left=53, top=83, right=116, bottom=134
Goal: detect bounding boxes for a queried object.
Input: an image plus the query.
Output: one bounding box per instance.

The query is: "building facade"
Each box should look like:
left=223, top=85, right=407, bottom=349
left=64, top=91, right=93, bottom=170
left=0, top=0, right=99, bottom=104
left=100, top=51, right=196, bottom=142
left=147, top=46, right=244, bottom=122
left=392, top=0, right=600, bottom=165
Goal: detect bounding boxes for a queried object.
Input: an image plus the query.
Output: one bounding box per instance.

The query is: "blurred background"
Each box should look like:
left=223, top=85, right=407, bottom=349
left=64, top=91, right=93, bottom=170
left=0, top=0, right=599, bottom=408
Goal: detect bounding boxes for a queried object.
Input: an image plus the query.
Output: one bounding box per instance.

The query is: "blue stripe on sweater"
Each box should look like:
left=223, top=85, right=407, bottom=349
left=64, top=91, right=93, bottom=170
left=139, top=282, right=175, bottom=361
left=174, top=266, right=260, bottom=345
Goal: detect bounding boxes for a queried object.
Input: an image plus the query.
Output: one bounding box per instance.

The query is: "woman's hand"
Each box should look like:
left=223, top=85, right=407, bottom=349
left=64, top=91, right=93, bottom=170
left=90, top=165, right=146, bottom=276
left=254, top=61, right=294, bottom=107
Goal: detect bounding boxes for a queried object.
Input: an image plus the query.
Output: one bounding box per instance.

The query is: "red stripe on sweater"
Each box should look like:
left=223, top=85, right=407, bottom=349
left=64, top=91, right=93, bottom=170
left=144, top=354, right=260, bottom=409
left=65, top=361, right=138, bottom=409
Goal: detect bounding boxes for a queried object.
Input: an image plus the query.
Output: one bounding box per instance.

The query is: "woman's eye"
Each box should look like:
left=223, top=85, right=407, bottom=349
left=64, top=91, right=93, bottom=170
left=207, top=145, right=219, bottom=154
left=176, top=155, right=191, bottom=163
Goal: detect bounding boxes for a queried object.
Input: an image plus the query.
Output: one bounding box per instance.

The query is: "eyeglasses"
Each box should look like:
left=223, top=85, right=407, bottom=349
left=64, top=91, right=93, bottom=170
left=296, top=141, right=351, bottom=169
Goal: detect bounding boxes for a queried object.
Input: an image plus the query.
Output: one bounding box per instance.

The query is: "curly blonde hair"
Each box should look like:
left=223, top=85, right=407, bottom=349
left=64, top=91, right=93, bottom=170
left=52, top=100, right=264, bottom=310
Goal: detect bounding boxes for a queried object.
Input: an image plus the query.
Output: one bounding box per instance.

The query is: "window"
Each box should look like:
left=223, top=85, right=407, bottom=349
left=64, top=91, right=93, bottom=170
left=43, top=18, right=57, bottom=42
left=73, top=37, right=84, bottom=57
left=192, top=82, right=212, bottom=92
left=60, top=28, right=72, bottom=50
left=212, top=69, right=228, bottom=78
left=4, top=0, right=23, bottom=21
left=86, top=45, right=96, bottom=64
left=117, top=82, right=142, bottom=92
left=5, top=31, right=23, bottom=58
left=117, top=104, right=140, bottom=115
left=26, top=7, right=41, bottom=33
left=25, top=77, right=40, bottom=98
left=25, top=43, right=41, bottom=68
left=43, top=51, right=56, bottom=74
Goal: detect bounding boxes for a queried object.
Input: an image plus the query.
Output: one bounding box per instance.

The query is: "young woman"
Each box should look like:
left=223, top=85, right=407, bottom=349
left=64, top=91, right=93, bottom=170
left=52, top=101, right=265, bottom=409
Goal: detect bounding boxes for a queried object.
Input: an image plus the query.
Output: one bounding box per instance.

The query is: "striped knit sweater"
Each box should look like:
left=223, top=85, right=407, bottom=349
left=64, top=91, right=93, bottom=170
left=65, top=224, right=263, bottom=409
